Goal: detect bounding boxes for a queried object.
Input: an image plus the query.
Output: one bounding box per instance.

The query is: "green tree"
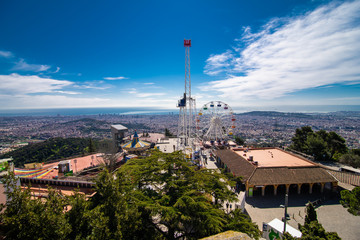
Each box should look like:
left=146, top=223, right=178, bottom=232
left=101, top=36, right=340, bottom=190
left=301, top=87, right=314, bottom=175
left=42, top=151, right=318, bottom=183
left=290, top=126, right=313, bottom=152
left=0, top=171, right=70, bottom=239
left=304, top=202, right=317, bottom=225
left=224, top=209, right=260, bottom=240
left=0, top=137, right=94, bottom=167
left=327, top=131, right=347, bottom=160
left=306, top=133, right=330, bottom=161
left=340, top=186, right=360, bottom=216
left=118, top=150, right=239, bottom=240
left=88, top=138, right=96, bottom=153
left=290, top=127, right=348, bottom=162
left=65, top=191, right=92, bottom=239
left=89, top=169, right=143, bottom=240
left=164, top=128, right=173, bottom=137
left=299, top=221, right=341, bottom=240
left=282, top=232, right=296, bottom=240
left=298, top=202, right=341, bottom=239
left=351, top=149, right=360, bottom=156
left=65, top=169, right=158, bottom=240
left=339, top=153, right=360, bottom=168
left=0, top=152, right=260, bottom=240
left=234, top=136, right=245, bottom=146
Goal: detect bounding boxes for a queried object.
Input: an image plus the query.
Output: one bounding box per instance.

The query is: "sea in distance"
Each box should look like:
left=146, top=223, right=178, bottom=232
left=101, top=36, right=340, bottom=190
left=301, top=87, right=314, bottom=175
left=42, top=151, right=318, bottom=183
left=0, top=105, right=360, bottom=117
left=0, top=107, right=176, bottom=117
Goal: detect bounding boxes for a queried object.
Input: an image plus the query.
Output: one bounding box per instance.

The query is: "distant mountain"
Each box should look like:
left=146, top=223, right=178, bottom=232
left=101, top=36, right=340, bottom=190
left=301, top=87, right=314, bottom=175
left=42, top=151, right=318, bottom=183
left=62, top=118, right=108, bottom=126
left=238, top=111, right=313, bottom=118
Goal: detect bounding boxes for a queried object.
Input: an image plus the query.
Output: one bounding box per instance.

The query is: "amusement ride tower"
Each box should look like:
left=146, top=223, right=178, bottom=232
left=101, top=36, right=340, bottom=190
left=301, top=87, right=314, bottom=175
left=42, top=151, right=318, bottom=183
left=177, top=39, right=196, bottom=152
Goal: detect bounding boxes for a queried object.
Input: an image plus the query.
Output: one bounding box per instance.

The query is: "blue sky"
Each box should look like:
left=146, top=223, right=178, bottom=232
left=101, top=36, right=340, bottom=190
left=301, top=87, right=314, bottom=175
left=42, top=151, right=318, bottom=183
left=0, top=0, right=360, bottom=111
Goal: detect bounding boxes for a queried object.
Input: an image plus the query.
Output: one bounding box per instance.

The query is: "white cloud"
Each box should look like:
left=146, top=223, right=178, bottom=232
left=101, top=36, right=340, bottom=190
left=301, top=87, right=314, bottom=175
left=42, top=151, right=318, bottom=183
left=104, top=76, right=127, bottom=80
left=12, top=59, right=51, bottom=72
left=0, top=73, right=73, bottom=95
left=126, top=88, right=137, bottom=94
left=0, top=94, right=110, bottom=109
left=136, top=92, right=166, bottom=98
left=0, top=74, right=116, bottom=109
left=125, top=88, right=166, bottom=98
left=0, top=50, right=13, bottom=58
left=54, top=90, right=81, bottom=95
left=75, top=81, right=111, bottom=90
left=204, top=50, right=233, bottom=76
left=144, top=82, right=155, bottom=85
left=203, top=0, right=360, bottom=101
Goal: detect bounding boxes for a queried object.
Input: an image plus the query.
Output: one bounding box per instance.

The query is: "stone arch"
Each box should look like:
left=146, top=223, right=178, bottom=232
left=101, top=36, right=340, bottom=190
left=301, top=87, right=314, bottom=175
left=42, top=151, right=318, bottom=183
left=276, top=185, right=287, bottom=195
left=289, top=184, right=299, bottom=195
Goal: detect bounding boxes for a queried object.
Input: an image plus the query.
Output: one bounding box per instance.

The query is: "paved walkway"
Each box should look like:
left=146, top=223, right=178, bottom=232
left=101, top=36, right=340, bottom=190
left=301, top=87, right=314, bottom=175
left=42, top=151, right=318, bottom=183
left=201, top=148, right=218, bottom=170
left=204, top=157, right=218, bottom=170
left=202, top=149, right=246, bottom=213
left=245, top=193, right=360, bottom=240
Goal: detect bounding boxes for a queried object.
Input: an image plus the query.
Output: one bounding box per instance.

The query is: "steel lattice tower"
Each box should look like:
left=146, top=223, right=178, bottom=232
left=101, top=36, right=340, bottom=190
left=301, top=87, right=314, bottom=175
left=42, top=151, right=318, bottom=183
left=177, top=39, right=196, bottom=152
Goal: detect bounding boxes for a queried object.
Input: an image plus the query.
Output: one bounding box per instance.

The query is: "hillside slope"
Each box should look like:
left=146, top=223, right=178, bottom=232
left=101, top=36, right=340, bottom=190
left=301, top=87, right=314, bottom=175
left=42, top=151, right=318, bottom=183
left=1, top=137, right=93, bottom=167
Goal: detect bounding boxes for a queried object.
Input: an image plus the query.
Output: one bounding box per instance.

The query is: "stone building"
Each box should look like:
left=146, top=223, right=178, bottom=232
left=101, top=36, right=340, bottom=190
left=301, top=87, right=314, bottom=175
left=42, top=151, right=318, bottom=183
left=214, top=148, right=337, bottom=197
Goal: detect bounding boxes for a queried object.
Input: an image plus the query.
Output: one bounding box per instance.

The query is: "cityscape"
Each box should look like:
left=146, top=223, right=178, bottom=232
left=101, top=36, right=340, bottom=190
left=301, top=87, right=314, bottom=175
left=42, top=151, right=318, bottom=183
left=1, top=0, right=360, bottom=239
left=1, top=111, right=359, bottom=154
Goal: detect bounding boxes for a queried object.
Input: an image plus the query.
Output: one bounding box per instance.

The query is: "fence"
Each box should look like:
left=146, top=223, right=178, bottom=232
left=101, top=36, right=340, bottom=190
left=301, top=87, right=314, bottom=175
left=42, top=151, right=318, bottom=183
left=20, top=177, right=95, bottom=189
left=327, top=169, right=360, bottom=187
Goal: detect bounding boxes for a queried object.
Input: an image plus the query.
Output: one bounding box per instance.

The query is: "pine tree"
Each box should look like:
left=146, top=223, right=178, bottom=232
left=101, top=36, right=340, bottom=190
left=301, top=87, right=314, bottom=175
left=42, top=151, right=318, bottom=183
left=117, top=150, right=252, bottom=239
left=0, top=171, right=70, bottom=239
left=299, top=202, right=341, bottom=239
left=88, top=138, right=96, bottom=153
left=340, top=186, right=360, bottom=216
left=304, top=202, right=317, bottom=225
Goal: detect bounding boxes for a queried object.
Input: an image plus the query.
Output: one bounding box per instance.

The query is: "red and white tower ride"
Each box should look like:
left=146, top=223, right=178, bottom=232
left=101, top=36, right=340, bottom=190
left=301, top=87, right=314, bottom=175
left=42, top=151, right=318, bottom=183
left=177, top=39, right=196, bottom=152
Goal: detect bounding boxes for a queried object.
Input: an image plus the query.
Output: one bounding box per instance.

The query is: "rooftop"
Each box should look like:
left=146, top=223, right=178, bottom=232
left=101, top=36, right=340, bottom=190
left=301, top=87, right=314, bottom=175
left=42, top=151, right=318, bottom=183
left=215, top=149, right=255, bottom=181
left=111, top=124, right=128, bottom=131
left=15, top=153, right=105, bottom=179
left=267, top=218, right=302, bottom=238
left=234, top=148, right=314, bottom=167
left=214, top=148, right=337, bottom=185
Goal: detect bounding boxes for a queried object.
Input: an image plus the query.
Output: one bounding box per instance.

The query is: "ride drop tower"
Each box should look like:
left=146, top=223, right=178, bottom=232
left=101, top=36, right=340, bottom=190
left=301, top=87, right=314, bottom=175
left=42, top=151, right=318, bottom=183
left=177, top=39, right=196, bottom=152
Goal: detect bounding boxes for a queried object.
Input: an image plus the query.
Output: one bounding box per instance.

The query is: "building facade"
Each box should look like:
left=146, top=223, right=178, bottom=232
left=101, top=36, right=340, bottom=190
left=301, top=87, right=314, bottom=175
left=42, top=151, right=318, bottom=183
left=214, top=148, right=337, bottom=197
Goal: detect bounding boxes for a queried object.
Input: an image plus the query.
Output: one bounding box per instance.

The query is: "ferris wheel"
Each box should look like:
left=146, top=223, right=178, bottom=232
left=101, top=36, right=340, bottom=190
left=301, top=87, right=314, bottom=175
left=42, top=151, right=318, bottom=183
left=196, top=101, right=236, bottom=142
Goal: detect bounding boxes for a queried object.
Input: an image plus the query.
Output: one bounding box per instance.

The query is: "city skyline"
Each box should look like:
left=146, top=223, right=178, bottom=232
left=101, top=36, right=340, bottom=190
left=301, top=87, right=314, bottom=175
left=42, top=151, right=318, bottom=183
left=0, top=0, right=360, bottom=110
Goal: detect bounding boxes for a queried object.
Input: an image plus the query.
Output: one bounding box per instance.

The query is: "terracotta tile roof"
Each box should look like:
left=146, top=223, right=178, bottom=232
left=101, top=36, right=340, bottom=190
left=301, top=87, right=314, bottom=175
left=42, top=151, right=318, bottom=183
left=215, top=149, right=255, bottom=181
left=215, top=149, right=337, bottom=186
left=248, top=166, right=337, bottom=186
left=233, top=148, right=314, bottom=167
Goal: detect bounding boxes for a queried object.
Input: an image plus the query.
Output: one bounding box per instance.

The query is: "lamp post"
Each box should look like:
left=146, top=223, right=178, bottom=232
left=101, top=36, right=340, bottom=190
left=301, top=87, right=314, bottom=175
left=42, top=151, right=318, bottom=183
left=280, top=193, right=289, bottom=234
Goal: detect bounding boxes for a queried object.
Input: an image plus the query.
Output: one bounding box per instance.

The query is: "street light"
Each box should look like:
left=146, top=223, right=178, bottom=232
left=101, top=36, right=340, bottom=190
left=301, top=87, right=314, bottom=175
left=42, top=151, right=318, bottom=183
left=280, top=193, right=289, bottom=234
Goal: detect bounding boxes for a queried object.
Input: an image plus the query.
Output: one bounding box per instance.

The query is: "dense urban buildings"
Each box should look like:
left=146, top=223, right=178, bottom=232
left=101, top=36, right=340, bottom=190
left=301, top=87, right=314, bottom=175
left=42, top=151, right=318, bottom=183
left=1, top=111, right=359, bottom=154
